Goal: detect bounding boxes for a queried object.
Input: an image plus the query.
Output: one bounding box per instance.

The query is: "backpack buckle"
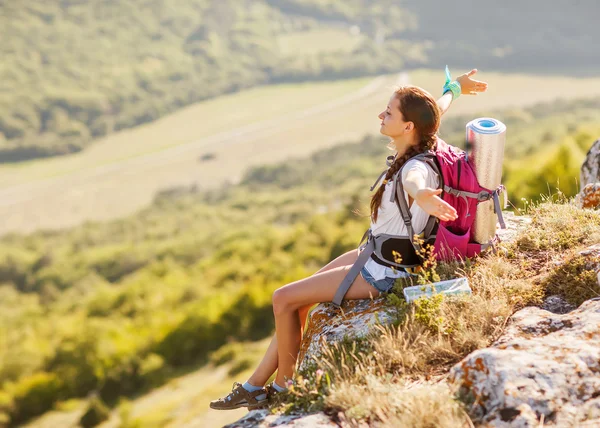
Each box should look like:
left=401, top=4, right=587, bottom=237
left=477, top=191, right=493, bottom=202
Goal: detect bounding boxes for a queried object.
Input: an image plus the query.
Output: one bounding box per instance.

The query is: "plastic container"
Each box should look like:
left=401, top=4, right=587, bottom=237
left=402, top=277, right=472, bottom=303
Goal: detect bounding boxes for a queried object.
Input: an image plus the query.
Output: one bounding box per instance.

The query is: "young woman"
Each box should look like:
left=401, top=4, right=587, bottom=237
left=210, top=69, right=488, bottom=411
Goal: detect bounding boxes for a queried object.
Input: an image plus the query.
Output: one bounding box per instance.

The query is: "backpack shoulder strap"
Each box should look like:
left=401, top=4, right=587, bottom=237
left=391, top=153, right=443, bottom=250
left=390, top=152, right=443, bottom=206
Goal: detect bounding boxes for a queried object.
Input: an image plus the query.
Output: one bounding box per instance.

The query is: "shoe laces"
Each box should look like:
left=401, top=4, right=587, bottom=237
left=220, top=381, right=243, bottom=402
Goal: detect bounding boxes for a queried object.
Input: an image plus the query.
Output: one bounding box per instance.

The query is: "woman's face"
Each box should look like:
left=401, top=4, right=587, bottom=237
left=378, top=95, right=410, bottom=139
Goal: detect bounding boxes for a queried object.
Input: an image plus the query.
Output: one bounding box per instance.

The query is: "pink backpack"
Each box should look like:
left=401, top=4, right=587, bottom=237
left=412, top=137, right=507, bottom=261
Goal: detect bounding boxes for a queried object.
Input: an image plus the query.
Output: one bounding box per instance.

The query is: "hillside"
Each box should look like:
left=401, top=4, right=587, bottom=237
left=2, top=0, right=598, bottom=162
left=0, top=94, right=599, bottom=425
left=3, top=70, right=600, bottom=235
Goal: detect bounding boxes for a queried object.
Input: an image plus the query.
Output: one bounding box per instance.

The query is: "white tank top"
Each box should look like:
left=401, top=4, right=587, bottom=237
left=361, top=158, right=440, bottom=280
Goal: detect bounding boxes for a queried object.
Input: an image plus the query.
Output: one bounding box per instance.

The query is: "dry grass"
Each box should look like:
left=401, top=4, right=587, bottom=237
left=330, top=378, right=469, bottom=428
left=274, top=197, right=600, bottom=426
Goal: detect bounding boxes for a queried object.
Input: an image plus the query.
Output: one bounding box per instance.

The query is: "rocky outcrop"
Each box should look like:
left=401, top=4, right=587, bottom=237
left=450, top=299, right=600, bottom=427
left=449, top=244, right=600, bottom=427
left=495, top=211, right=532, bottom=244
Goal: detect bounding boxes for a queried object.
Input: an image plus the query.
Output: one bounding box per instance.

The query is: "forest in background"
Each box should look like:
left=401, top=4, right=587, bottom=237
left=0, top=94, right=598, bottom=426
left=2, top=0, right=598, bottom=162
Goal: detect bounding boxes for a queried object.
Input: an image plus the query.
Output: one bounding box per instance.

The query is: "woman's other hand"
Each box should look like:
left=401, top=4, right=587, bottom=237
left=415, top=188, right=458, bottom=222
left=457, top=69, right=488, bottom=95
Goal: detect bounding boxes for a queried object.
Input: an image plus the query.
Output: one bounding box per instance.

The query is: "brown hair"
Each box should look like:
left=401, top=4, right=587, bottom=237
left=370, top=86, right=441, bottom=223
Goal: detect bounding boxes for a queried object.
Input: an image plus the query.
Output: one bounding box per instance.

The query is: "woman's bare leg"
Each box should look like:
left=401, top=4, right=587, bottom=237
left=273, top=263, right=378, bottom=386
left=246, top=249, right=360, bottom=386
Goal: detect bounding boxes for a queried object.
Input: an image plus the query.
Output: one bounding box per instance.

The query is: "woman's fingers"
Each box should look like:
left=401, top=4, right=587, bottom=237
left=431, top=198, right=457, bottom=221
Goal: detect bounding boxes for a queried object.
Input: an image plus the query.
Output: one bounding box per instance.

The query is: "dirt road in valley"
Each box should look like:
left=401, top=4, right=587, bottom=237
left=0, top=73, right=407, bottom=236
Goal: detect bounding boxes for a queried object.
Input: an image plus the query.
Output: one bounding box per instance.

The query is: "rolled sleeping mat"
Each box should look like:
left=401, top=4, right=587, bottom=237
left=465, top=118, right=507, bottom=244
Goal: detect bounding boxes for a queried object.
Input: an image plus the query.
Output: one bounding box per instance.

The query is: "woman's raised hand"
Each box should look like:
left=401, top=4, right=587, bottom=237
left=415, top=188, right=458, bottom=222
left=457, top=69, right=488, bottom=96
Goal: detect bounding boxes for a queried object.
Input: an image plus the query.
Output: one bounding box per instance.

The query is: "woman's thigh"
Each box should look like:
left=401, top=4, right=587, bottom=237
left=297, top=249, right=360, bottom=320
left=273, top=264, right=380, bottom=313
left=314, top=249, right=359, bottom=275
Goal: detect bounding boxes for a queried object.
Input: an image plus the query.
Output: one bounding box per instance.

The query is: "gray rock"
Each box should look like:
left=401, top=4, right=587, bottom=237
left=449, top=299, right=600, bottom=427
left=297, top=296, right=398, bottom=374
left=541, top=295, right=577, bottom=314
left=580, top=138, right=600, bottom=191
left=496, top=211, right=532, bottom=245
left=223, top=409, right=338, bottom=427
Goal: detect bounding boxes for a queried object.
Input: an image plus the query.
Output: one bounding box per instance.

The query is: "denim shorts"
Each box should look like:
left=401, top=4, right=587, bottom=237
left=360, top=266, right=397, bottom=293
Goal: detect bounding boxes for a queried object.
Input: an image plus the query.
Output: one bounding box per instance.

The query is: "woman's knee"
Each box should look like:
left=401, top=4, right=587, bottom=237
left=272, top=287, right=296, bottom=316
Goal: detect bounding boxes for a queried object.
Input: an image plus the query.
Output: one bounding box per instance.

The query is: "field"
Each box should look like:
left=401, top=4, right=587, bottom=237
left=2, top=69, right=600, bottom=235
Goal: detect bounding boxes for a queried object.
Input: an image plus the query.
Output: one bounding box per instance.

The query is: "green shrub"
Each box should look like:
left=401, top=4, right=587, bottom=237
left=9, top=372, right=64, bottom=424
left=209, top=342, right=245, bottom=366
left=79, top=396, right=110, bottom=428
left=228, top=358, right=254, bottom=377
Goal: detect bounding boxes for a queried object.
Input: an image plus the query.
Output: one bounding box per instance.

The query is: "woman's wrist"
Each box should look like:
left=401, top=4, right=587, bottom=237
left=442, top=65, right=461, bottom=101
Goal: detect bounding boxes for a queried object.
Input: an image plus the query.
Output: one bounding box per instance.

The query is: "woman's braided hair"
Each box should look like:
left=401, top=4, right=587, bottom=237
left=370, top=86, right=441, bottom=223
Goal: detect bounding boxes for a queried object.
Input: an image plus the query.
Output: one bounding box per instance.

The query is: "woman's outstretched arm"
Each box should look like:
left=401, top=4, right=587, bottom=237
left=436, top=68, right=488, bottom=116
left=436, top=91, right=455, bottom=116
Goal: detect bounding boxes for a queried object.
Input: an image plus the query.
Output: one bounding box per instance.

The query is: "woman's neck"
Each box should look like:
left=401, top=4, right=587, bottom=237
left=393, top=136, right=420, bottom=158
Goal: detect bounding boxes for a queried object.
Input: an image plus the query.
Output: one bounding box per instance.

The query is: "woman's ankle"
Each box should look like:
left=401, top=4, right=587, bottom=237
left=272, top=380, right=288, bottom=391
left=246, top=378, right=266, bottom=388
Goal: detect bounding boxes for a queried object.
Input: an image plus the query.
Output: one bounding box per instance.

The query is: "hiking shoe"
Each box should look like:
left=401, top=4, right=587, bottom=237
left=209, top=381, right=268, bottom=410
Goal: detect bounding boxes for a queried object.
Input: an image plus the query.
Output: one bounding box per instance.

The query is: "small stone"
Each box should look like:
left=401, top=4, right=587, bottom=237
left=541, top=295, right=576, bottom=314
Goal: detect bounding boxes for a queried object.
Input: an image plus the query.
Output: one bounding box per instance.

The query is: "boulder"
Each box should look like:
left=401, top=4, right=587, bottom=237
left=297, top=296, right=397, bottom=373
left=449, top=297, right=600, bottom=426
left=580, top=138, right=600, bottom=191
left=449, top=243, right=600, bottom=426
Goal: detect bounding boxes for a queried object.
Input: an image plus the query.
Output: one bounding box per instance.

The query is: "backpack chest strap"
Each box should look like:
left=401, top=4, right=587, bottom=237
left=443, top=185, right=508, bottom=229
